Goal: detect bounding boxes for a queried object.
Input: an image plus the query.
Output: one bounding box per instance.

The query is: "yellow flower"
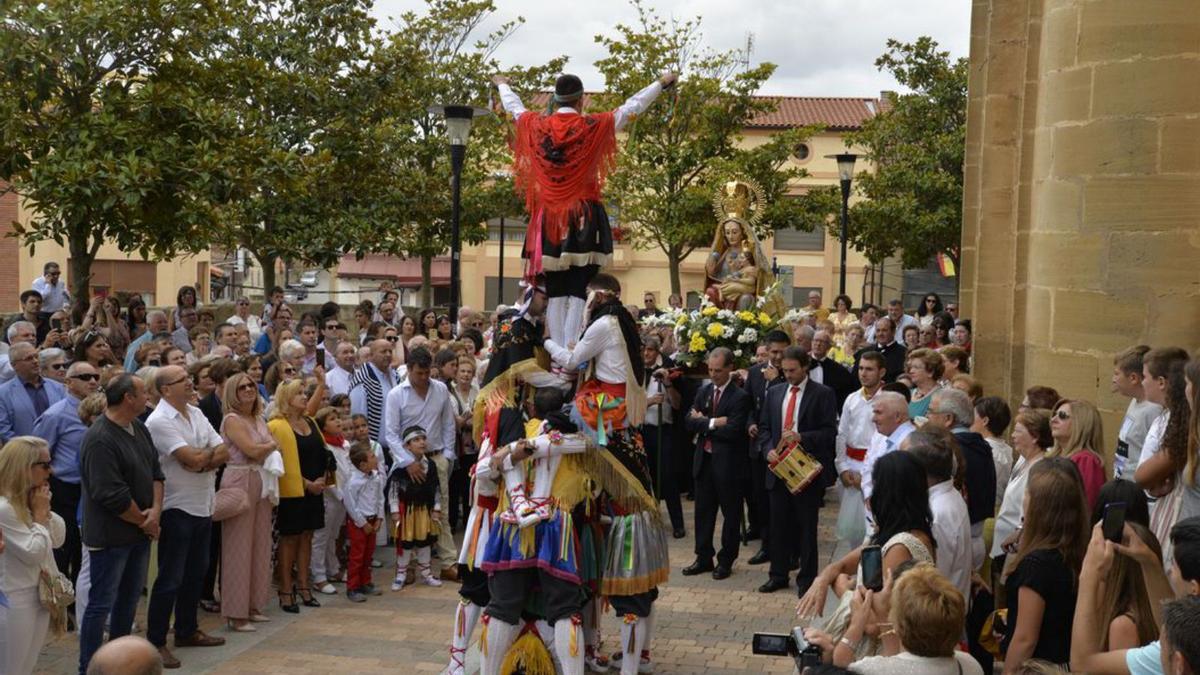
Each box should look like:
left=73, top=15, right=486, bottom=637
left=758, top=312, right=772, bottom=325
left=737, top=310, right=755, bottom=322
left=702, top=306, right=719, bottom=317
left=689, top=334, right=708, bottom=352
left=676, top=314, right=687, bottom=325
left=706, top=322, right=725, bottom=338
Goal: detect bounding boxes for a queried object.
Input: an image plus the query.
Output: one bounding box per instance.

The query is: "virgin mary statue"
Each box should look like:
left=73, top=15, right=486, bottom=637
left=704, top=180, right=785, bottom=315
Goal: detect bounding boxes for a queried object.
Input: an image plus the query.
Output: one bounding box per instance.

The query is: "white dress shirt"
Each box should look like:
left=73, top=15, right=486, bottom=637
left=836, top=388, right=878, bottom=475
left=324, top=365, right=354, bottom=398
left=545, top=315, right=626, bottom=384
left=146, top=399, right=224, bottom=518
left=861, top=421, right=916, bottom=505
left=300, top=349, right=335, bottom=375
left=343, top=468, right=385, bottom=528
left=928, top=479, right=973, bottom=604
left=497, top=80, right=664, bottom=133
left=991, top=455, right=1040, bottom=558
left=778, top=378, right=808, bottom=433
left=31, top=276, right=70, bottom=313
left=383, top=378, right=457, bottom=467
left=644, top=370, right=673, bottom=426
left=893, top=314, right=919, bottom=345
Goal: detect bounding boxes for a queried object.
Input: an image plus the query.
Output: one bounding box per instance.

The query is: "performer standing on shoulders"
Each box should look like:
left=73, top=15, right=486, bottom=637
left=493, top=71, right=677, bottom=347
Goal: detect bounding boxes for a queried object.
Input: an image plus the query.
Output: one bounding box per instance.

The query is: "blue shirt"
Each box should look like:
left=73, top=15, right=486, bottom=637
left=32, top=394, right=86, bottom=483
left=124, top=331, right=153, bottom=371
left=253, top=333, right=272, bottom=355
left=1126, top=641, right=1162, bottom=675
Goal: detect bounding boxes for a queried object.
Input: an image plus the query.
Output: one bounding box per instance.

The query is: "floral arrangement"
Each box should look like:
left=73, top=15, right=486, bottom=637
left=671, top=296, right=776, bottom=369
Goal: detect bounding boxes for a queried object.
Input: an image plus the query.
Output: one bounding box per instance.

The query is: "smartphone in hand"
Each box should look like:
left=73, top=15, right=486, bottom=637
left=1102, top=502, right=1127, bottom=543
left=860, top=545, right=883, bottom=591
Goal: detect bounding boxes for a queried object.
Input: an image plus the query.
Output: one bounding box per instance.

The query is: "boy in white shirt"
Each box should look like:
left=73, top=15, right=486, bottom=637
left=343, top=443, right=385, bottom=602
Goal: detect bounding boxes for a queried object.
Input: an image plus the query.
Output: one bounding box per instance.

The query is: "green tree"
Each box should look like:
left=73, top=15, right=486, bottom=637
left=376, top=0, right=564, bottom=307
left=802, top=37, right=968, bottom=269
left=0, top=0, right=233, bottom=302
left=593, top=1, right=820, bottom=295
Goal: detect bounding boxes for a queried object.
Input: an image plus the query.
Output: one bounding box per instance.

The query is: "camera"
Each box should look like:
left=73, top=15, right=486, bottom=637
left=752, top=627, right=822, bottom=670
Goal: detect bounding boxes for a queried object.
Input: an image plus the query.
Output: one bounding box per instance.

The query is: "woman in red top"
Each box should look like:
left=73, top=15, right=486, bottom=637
left=1049, top=399, right=1107, bottom=514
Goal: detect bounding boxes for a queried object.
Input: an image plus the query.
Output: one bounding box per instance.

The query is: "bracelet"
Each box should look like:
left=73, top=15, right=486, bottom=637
left=838, top=636, right=858, bottom=651
left=879, top=629, right=896, bottom=639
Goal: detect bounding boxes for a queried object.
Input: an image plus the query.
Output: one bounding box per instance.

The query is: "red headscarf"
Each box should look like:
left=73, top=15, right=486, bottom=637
left=511, top=111, right=618, bottom=245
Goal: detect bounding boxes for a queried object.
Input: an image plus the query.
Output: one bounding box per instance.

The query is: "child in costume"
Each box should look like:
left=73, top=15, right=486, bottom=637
left=312, top=406, right=351, bottom=595
left=343, top=443, right=385, bottom=602
left=388, top=425, right=443, bottom=591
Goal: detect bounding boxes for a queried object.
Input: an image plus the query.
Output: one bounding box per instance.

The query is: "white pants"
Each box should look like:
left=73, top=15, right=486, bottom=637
left=0, top=585, right=50, bottom=675
left=312, top=492, right=347, bottom=582
left=75, top=549, right=91, bottom=629
left=430, top=454, right=457, bottom=569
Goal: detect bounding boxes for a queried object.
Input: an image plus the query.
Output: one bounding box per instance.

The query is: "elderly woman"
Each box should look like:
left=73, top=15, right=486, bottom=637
left=39, top=348, right=69, bottom=383
left=905, top=348, right=945, bottom=419
left=0, top=436, right=67, bottom=674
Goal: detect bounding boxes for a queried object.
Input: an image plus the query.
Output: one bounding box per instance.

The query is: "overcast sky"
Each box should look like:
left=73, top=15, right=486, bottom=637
left=371, top=0, right=971, bottom=97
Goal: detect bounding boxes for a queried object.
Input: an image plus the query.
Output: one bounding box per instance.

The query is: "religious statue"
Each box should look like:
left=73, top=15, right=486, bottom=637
left=704, top=179, right=784, bottom=314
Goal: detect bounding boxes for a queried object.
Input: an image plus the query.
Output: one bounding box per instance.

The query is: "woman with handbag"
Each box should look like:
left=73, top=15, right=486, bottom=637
left=0, top=436, right=68, bottom=674
left=219, top=372, right=279, bottom=632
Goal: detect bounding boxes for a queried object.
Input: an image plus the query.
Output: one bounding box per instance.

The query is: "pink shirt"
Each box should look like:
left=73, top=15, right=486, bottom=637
left=1070, top=450, right=1106, bottom=514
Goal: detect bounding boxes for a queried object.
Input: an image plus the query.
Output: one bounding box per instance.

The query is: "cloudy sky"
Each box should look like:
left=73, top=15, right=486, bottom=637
left=371, top=0, right=971, bottom=97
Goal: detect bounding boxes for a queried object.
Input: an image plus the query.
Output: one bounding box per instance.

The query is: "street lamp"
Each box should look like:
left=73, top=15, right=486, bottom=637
left=427, top=103, right=491, bottom=328
left=825, top=152, right=858, bottom=296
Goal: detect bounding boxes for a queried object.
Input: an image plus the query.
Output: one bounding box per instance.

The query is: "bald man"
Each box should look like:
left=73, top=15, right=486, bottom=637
left=349, top=338, right=400, bottom=458
left=87, top=635, right=163, bottom=675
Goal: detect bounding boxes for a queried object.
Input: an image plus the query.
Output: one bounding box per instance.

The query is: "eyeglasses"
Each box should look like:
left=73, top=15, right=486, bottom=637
left=1054, top=410, right=1071, bottom=421
left=282, top=368, right=297, bottom=376
left=237, top=383, right=256, bottom=392
left=925, top=299, right=937, bottom=304
left=49, top=363, right=68, bottom=371
left=386, top=336, right=400, bottom=342
left=70, top=373, right=100, bottom=382
left=325, top=324, right=339, bottom=330
left=31, top=461, right=52, bottom=470
left=163, top=376, right=190, bottom=387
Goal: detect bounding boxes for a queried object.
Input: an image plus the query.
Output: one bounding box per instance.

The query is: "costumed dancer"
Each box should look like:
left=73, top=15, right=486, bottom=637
left=543, top=273, right=669, bottom=675
left=387, top=426, right=443, bottom=591
left=447, top=280, right=565, bottom=675
left=493, top=70, right=677, bottom=348
left=477, top=387, right=592, bottom=675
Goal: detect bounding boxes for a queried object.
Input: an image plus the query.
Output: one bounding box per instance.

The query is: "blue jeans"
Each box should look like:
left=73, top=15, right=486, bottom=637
left=78, top=539, right=150, bottom=675
left=146, top=509, right=212, bottom=647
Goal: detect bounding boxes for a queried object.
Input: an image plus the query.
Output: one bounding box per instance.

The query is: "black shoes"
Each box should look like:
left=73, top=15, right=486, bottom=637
left=682, top=560, right=715, bottom=576
left=758, top=578, right=789, bottom=593
left=672, top=527, right=687, bottom=539
left=748, top=549, right=770, bottom=565
left=711, top=565, right=732, bottom=580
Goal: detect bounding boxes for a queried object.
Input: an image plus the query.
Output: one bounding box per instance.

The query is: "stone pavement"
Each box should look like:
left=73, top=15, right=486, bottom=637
left=36, top=497, right=844, bottom=674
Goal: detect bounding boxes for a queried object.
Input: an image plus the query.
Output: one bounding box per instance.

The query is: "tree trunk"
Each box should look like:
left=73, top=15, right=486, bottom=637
left=257, top=252, right=277, bottom=296
left=67, top=229, right=95, bottom=306
left=667, top=243, right=683, bottom=297
left=419, top=254, right=433, bottom=308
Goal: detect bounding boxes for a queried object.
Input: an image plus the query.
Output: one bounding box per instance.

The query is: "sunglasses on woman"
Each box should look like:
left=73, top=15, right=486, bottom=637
left=31, top=461, right=52, bottom=470
left=1054, top=410, right=1071, bottom=421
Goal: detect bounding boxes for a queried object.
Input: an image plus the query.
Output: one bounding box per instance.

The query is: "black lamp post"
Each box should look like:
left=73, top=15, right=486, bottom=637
left=428, top=103, right=490, bottom=328
left=826, top=153, right=858, bottom=296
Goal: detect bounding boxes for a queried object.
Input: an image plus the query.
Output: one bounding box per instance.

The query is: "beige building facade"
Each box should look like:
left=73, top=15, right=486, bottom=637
left=960, top=0, right=1200, bottom=444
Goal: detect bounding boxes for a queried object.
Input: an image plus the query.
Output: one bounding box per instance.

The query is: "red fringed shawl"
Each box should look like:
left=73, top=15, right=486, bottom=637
left=511, top=111, right=618, bottom=245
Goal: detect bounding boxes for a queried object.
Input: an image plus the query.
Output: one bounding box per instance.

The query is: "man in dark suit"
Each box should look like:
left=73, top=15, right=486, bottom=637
left=852, top=317, right=905, bottom=384
left=809, top=329, right=856, bottom=409
left=757, top=346, right=837, bottom=595
left=683, top=347, right=752, bottom=580
left=743, top=329, right=790, bottom=563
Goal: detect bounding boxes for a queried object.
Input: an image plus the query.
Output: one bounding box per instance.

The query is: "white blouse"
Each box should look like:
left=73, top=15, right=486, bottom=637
left=0, top=496, right=66, bottom=591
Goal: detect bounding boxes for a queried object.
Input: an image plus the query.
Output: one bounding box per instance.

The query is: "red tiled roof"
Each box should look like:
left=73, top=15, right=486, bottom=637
left=337, top=254, right=449, bottom=286
left=527, top=92, right=883, bottom=131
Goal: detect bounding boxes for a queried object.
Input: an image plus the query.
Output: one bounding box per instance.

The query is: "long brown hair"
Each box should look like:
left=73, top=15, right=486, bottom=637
left=1006, top=457, right=1090, bottom=583
left=1145, top=347, right=1190, bottom=473
left=1185, top=357, right=1200, bottom=487
left=1095, top=522, right=1162, bottom=650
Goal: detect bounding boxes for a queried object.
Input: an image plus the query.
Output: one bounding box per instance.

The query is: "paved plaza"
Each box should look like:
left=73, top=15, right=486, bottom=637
left=35, top=499, right=841, bottom=674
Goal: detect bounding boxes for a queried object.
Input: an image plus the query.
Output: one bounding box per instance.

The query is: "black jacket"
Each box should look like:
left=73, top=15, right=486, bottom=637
left=685, top=381, right=752, bottom=479
left=743, top=362, right=784, bottom=453
left=758, top=379, right=838, bottom=504
left=953, top=429, right=998, bottom=526
left=810, top=357, right=856, bottom=410
left=853, top=341, right=906, bottom=384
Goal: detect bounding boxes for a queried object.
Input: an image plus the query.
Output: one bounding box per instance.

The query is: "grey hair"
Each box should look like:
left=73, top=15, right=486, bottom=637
left=794, top=325, right=815, bottom=340
left=279, top=339, right=306, bottom=362
left=9, top=342, right=37, bottom=361
left=931, top=388, right=974, bottom=427
left=38, top=347, right=66, bottom=368
left=6, top=320, right=34, bottom=342
left=66, top=360, right=97, bottom=378
left=873, top=391, right=909, bottom=419
left=643, top=335, right=662, bottom=351
left=709, top=346, right=734, bottom=367
left=146, top=310, right=168, bottom=322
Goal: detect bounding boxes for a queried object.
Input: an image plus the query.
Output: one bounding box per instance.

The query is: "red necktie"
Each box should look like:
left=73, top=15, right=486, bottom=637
left=784, top=385, right=800, bottom=433
left=705, top=386, right=722, bottom=453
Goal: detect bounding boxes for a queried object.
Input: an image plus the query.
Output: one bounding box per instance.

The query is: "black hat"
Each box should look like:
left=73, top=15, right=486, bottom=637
left=553, top=74, right=584, bottom=104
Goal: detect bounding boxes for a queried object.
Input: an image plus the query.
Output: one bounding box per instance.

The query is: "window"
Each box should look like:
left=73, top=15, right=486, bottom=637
left=485, top=276, right=524, bottom=308
left=486, top=217, right=526, bottom=242
left=793, top=143, right=811, bottom=161
left=772, top=228, right=825, bottom=251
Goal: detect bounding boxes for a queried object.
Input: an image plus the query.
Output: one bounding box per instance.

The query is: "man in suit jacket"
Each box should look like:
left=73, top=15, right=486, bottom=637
left=743, top=329, right=790, bottom=562
left=683, top=347, right=752, bottom=580
left=0, top=342, right=66, bottom=442
left=757, top=346, right=837, bottom=596
left=810, top=330, right=857, bottom=409
left=852, top=317, right=905, bottom=384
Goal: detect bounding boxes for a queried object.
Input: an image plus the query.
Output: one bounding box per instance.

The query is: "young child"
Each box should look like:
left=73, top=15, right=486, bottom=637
left=330, top=393, right=352, bottom=425
left=343, top=442, right=386, bottom=602
left=350, top=413, right=390, bottom=551
left=312, top=406, right=351, bottom=594
left=1111, top=345, right=1162, bottom=478
left=388, top=425, right=443, bottom=591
